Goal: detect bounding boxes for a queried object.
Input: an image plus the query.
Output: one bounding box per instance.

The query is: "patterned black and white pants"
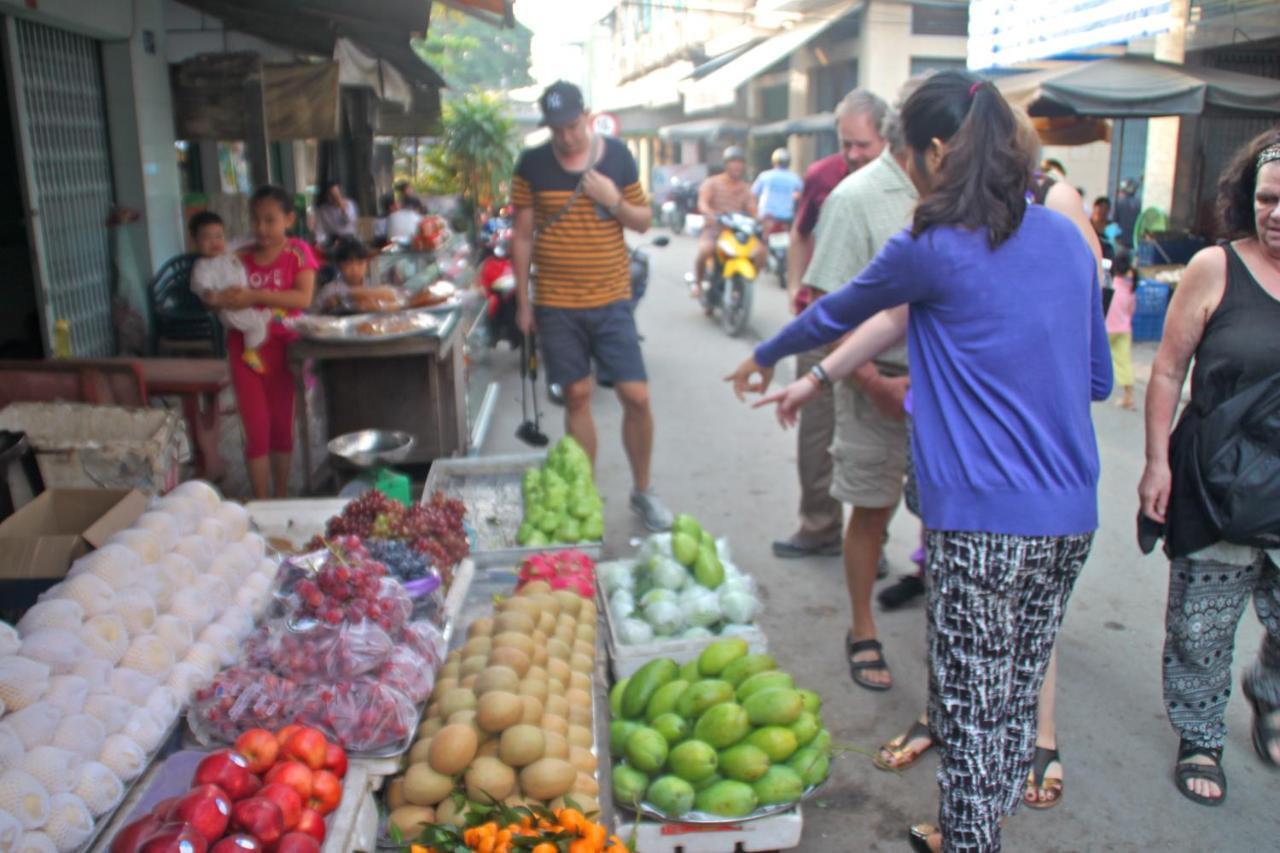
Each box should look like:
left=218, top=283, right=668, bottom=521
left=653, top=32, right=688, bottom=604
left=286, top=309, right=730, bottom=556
left=1164, top=551, right=1280, bottom=749
left=925, top=530, right=1093, bottom=853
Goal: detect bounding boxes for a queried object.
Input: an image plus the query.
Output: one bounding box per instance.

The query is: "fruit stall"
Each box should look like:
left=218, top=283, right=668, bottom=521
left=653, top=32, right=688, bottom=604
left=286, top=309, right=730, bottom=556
left=0, top=436, right=830, bottom=853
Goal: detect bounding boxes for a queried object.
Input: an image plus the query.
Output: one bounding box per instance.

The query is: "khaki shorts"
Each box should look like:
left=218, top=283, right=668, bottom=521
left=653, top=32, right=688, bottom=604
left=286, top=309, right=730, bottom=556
left=830, top=377, right=908, bottom=509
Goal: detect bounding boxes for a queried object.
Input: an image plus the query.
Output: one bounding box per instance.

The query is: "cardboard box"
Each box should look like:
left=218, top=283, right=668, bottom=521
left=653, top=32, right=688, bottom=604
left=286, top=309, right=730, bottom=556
left=0, top=488, right=147, bottom=610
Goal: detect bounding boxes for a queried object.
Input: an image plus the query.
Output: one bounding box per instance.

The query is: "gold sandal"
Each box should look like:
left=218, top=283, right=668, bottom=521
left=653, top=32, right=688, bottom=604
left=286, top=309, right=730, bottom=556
left=873, top=719, right=933, bottom=771
left=1024, top=746, right=1063, bottom=810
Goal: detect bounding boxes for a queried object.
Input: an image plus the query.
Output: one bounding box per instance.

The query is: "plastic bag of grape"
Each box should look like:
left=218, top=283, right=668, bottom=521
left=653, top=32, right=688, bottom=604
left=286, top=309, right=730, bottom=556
left=257, top=618, right=395, bottom=680
left=293, top=677, right=417, bottom=753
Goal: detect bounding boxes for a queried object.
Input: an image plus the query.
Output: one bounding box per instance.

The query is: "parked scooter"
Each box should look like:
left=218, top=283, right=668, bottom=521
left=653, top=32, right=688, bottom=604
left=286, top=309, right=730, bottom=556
left=687, top=212, right=760, bottom=338
left=763, top=220, right=790, bottom=288
left=660, top=178, right=699, bottom=235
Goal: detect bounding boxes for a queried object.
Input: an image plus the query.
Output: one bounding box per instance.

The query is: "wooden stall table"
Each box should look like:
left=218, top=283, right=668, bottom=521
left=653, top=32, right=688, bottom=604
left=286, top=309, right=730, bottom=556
left=289, top=309, right=469, bottom=494
left=137, top=358, right=231, bottom=482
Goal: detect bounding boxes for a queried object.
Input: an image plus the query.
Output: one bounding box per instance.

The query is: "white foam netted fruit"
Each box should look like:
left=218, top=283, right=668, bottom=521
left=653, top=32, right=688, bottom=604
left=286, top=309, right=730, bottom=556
left=82, top=694, right=131, bottom=735
left=0, top=808, right=20, bottom=849
left=134, top=566, right=174, bottom=612
left=105, top=529, right=162, bottom=565
left=16, top=602, right=84, bottom=635
left=79, top=616, right=128, bottom=665
left=109, top=588, right=156, bottom=636
left=72, top=761, right=122, bottom=817
left=18, top=631, right=87, bottom=675
left=214, top=503, right=250, bottom=539
left=45, top=574, right=114, bottom=617
left=143, top=686, right=179, bottom=725
left=233, top=585, right=260, bottom=614
left=215, top=607, right=255, bottom=642
left=166, top=663, right=208, bottom=703
left=69, top=660, right=112, bottom=693
left=155, top=553, right=198, bottom=589
left=0, top=770, right=48, bottom=829
left=192, top=576, right=231, bottom=611
left=131, top=512, right=180, bottom=550
left=121, top=710, right=165, bottom=753
left=17, top=831, right=58, bottom=853
left=98, top=735, right=145, bottom=781
left=197, top=624, right=239, bottom=668
left=169, top=589, right=214, bottom=631
left=255, top=558, right=279, bottom=582
left=208, top=551, right=245, bottom=586
left=70, top=544, right=137, bottom=589
left=119, top=636, right=172, bottom=680
left=240, top=532, right=267, bottom=561
left=15, top=747, right=78, bottom=795
left=107, top=669, right=156, bottom=706
left=182, top=644, right=220, bottom=680
left=0, top=658, right=50, bottom=712
left=172, top=535, right=214, bottom=571
left=171, top=479, right=222, bottom=510
left=41, top=677, right=88, bottom=716
left=0, top=723, right=22, bottom=770
left=151, top=616, right=192, bottom=657
left=43, top=792, right=93, bottom=852
left=196, top=518, right=230, bottom=547
left=51, top=714, right=104, bottom=762
left=4, top=703, right=61, bottom=749
left=0, top=625, right=20, bottom=658
left=153, top=493, right=200, bottom=525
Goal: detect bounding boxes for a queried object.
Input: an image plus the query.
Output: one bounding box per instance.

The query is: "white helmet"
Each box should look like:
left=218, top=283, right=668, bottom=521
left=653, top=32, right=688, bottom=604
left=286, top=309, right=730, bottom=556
left=771, top=148, right=791, bottom=167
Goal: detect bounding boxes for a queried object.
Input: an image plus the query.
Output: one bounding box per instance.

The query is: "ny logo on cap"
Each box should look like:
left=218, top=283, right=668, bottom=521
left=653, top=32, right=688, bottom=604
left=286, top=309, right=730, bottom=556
left=548, top=93, right=562, bottom=109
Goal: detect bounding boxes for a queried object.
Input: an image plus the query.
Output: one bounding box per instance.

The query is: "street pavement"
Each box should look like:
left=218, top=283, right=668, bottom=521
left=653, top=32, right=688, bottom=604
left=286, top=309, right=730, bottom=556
left=475, top=232, right=1277, bottom=852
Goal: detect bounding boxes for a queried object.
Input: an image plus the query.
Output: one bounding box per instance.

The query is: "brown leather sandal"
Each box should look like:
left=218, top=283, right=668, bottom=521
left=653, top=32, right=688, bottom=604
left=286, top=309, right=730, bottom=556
left=873, top=719, right=933, bottom=771
left=1024, top=746, right=1063, bottom=810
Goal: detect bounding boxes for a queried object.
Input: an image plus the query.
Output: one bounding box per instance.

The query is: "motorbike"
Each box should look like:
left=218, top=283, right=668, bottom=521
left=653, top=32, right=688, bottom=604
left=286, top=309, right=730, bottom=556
left=689, top=212, right=760, bottom=338
left=660, top=178, right=699, bottom=235
left=763, top=219, right=790, bottom=289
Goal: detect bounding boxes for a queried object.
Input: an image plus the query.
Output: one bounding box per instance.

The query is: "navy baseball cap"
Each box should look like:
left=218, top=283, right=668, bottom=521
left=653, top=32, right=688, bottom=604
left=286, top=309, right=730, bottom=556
left=539, top=81, right=585, bottom=128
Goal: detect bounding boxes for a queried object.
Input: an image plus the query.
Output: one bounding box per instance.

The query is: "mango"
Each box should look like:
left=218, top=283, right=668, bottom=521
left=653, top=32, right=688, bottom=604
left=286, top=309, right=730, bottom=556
left=753, top=765, right=805, bottom=806
left=692, top=772, right=723, bottom=792
left=693, top=548, right=725, bottom=589
left=645, top=679, right=689, bottom=723
left=698, top=638, right=749, bottom=677
left=735, top=670, right=795, bottom=702
left=609, top=677, right=630, bottom=718
left=651, top=712, right=689, bottom=746
left=647, top=775, right=696, bottom=818
left=798, top=689, right=822, bottom=715
left=672, top=514, right=703, bottom=540
left=678, top=659, right=701, bottom=683
left=622, top=658, right=679, bottom=720
left=746, top=726, right=799, bottom=763
left=788, top=711, right=820, bottom=747
left=721, top=653, right=777, bottom=687
left=672, top=532, right=699, bottom=567
left=668, top=739, right=718, bottom=783
left=675, top=680, right=734, bottom=720
left=612, top=764, right=649, bottom=805
left=743, top=688, right=804, bottom=727
left=811, top=728, right=832, bottom=756
left=718, top=743, right=771, bottom=783
left=624, top=726, right=669, bottom=773
left=693, top=779, right=758, bottom=818
left=788, top=747, right=830, bottom=787
left=692, top=702, right=750, bottom=749
left=610, top=720, right=640, bottom=758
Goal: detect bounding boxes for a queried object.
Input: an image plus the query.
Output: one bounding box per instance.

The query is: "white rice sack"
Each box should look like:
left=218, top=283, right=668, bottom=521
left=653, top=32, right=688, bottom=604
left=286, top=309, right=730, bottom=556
left=121, top=710, right=166, bottom=753
left=41, top=677, right=88, bottom=716
left=72, top=761, right=123, bottom=817
left=151, top=615, right=192, bottom=657
left=198, top=624, right=239, bottom=668
left=155, top=553, right=198, bottom=589
left=69, top=660, right=112, bottom=693
left=43, top=792, right=93, bottom=852
left=42, top=574, right=113, bottom=617
left=97, top=734, right=146, bottom=781
left=0, top=658, right=50, bottom=712
left=0, top=770, right=48, bottom=829
left=16, top=831, right=57, bottom=853
left=79, top=615, right=129, bottom=665
left=214, top=503, right=250, bottom=540
left=107, top=669, right=156, bottom=706
left=19, top=630, right=87, bottom=674
left=15, top=747, right=77, bottom=794
left=82, top=694, right=131, bottom=735
left=130, top=512, right=180, bottom=550
left=51, top=715, right=105, bottom=762
left=16, top=602, right=83, bottom=635
left=105, top=529, right=162, bottom=564
left=0, top=625, right=20, bottom=658
left=119, top=636, right=173, bottom=680
left=0, top=723, right=23, bottom=770
left=4, top=703, right=60, bottom=750
left=0, top=808, right=20, bottom=849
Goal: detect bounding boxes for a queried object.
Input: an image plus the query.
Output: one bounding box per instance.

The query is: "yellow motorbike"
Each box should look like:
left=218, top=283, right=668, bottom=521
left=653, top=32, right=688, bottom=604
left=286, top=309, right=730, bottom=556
left=701, top=212, right=761, bottom=337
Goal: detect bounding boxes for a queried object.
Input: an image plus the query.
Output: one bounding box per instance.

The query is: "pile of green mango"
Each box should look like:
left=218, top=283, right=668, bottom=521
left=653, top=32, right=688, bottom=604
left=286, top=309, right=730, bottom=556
left=517, top=436, right=604, bottom=547
left=608, top=638, right=832, bottom=819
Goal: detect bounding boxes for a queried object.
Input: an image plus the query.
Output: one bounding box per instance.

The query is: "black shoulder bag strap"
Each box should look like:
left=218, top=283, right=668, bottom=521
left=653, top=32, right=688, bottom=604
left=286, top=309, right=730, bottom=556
left=535, top=135, right=603, bottom=238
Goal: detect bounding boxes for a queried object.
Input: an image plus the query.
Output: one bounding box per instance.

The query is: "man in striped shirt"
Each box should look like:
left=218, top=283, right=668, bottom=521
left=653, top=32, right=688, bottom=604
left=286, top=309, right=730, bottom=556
left=511, top=81, right=673, bottom=532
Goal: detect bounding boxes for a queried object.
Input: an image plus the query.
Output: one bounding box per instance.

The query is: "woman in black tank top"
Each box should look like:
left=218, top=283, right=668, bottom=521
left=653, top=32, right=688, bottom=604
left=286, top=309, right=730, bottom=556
left=1140, top=129, right=1280, bottom=807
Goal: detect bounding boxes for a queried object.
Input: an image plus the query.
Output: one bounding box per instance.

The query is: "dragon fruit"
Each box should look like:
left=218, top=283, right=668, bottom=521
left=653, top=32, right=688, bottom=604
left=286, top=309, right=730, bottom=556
left=516, top=550, right=596, bottom=598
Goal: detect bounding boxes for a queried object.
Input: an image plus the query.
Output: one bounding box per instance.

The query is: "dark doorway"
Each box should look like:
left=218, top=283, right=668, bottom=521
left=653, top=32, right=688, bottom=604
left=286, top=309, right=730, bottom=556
left=0, top=30, right=42, bottom=359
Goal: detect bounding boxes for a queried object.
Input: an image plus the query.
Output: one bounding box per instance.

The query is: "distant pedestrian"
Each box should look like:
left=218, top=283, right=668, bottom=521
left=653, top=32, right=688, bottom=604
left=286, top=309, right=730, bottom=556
left=1107, top=251, right=1137, bottom=410
left=1115, top=178, right=1142, bottom=247
left=1139, top=128, right=1280, bottom=808
left=752, top=147, right=803, bottom=233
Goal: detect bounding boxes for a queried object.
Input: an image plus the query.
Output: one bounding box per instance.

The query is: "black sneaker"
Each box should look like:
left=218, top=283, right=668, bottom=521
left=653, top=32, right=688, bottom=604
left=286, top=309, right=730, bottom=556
left=772, top=539, right=842, bottom=558
left=878, top=574, right=925, bottom=611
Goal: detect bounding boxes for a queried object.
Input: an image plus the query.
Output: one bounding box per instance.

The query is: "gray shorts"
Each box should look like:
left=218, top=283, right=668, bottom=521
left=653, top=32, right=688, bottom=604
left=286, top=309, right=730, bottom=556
left=830, top=376, right=908, bottom=509
left=535, top=300, right=647, bottom=388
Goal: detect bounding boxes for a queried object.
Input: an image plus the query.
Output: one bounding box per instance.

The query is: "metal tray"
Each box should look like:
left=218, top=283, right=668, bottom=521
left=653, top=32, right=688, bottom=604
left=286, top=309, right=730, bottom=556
left=423, top=453, right=605, bottom=568
left=288, top=310, right=445, bottom=343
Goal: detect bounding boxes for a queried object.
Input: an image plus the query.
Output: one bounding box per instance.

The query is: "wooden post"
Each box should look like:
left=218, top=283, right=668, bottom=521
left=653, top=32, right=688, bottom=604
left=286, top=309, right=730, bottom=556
left=243, top=68, right=272, bottom=187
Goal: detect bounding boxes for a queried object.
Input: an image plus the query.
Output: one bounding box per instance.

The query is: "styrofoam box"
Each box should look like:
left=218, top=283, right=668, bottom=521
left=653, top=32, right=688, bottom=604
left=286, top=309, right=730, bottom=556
left=631, top=807, right=803, bottom=852
left=597, top=560, right=768, bottom=679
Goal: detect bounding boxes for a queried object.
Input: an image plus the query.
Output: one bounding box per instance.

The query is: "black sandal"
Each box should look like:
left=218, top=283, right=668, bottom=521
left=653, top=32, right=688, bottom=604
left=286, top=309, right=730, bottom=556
left=1242, top=678, right=1280, bottom=768
left=908, top=824, right=940, bottom=853
left=846, top=636, right=891, bottom=692
left=1024, top=746, right=1063, bottom=810
left=1174, top=740, right=1227, bottom=806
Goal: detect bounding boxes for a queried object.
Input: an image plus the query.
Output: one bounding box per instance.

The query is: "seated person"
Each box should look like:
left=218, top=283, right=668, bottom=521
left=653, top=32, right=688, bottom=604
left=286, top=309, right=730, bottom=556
left=314, top=236, right=372, bottom=313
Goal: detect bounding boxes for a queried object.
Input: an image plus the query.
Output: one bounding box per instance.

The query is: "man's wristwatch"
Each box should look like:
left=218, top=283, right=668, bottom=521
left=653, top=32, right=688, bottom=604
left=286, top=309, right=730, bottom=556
left=809, top=363, right=833, bottom=389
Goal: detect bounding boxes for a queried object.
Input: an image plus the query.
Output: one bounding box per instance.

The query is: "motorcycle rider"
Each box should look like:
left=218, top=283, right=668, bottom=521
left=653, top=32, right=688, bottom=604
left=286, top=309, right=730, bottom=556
left=753, top=148, right=803, bottom=235
left=693, top=146, right=765, bottom=290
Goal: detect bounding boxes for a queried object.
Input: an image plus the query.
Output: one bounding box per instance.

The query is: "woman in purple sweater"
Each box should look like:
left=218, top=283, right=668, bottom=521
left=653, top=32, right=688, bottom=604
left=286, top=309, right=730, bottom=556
left=729, top=72, right=1111, bottom=852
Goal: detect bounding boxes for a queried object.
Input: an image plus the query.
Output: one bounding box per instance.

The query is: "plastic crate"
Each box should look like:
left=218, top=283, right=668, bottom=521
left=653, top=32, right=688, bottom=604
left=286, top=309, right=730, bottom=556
left=1136, top=281, right=1171, bottom=312
left=1133, top=312, right=1166, bottom=342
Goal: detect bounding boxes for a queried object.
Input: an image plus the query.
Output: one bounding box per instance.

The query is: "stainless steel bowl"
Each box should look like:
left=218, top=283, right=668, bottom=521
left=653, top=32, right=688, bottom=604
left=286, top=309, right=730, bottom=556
left=327, top=429, right=415, bottom=469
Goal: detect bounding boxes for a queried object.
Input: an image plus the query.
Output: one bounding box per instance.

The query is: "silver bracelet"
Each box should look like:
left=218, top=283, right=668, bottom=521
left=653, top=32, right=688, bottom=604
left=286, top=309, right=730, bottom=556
left=809, top=362, right=833, bottom=389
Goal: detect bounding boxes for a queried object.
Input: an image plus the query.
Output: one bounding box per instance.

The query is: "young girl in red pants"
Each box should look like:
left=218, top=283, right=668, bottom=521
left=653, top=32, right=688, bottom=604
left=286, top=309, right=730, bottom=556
left=203, top=186, right=317, bottom=498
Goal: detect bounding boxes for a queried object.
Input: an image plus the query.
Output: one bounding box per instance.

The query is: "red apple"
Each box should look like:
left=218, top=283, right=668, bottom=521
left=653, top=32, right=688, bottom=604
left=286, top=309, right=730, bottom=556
left=235, top=729, right=280, bottom=775
left=281, top=728, right=327, bottom=771
left=193, top=751, right=262, bottom=801
left=293, top=809, right=325, bottom=844
left=149, top=797, right=182, bottom=820
left=166, top=786, right=231, bottom=843
left=322, top=742, right=347, bottom=778
left=306, top=770, right=341, bottom=816
left=139, top=822, right=209, bottom=853
left=210, top=836, right=262, bottom=853
left=230, top=797, right=284, bottom=846
left=110, top=813, right=161, bottom=853
left=264, top=761, right=312, bottom=801
left=273, top=833, right=320, bottom=853
left=257, top=783, right=302, bottom=831
left=274, top=724, right=303, bottom=747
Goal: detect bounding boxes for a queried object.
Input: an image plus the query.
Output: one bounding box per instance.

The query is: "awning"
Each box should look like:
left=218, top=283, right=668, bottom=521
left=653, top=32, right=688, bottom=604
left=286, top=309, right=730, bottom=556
left=658, top=118, right=751, bottom=144
left=335, top=38, right=412, bottom=110
left=749, top=112, right=835, bottom=138
left=997, top=55, right=1280, bottom=118
left=597, top=61, right=694, bottom=112
left=437, top=0, right=515, bottom=27
left=680, top=13, right=847, bottom=114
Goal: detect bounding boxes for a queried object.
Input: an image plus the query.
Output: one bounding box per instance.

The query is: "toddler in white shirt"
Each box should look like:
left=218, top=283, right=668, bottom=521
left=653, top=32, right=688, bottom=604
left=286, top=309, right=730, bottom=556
left=188, top=211, right=270, bottom=372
